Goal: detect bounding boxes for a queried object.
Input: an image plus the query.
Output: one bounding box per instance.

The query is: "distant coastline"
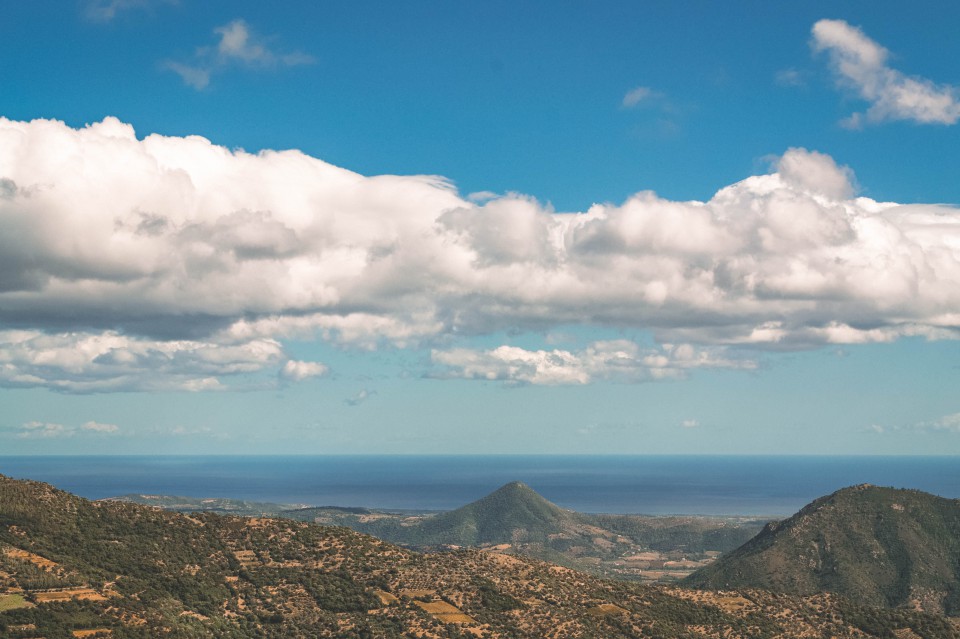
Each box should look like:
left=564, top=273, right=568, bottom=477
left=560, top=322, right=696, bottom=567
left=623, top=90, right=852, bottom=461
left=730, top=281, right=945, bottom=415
left=1, top=454, right=957, bottom=517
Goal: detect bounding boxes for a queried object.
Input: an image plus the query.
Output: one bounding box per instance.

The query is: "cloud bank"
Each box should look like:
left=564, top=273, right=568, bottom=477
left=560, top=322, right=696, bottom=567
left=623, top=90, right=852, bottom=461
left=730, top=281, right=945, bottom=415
left=812, top=19, right=960, bottom=126
left=431, top=341, right=754, bottom=385
left=1, top=117, right=960, bottom=390
left=11, top=420, right=120, bottom=439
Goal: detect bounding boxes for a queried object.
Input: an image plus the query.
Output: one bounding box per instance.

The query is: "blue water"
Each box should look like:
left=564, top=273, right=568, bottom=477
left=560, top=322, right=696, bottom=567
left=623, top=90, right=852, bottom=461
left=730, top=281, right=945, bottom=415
left=0, top=456, right=956, bottom=516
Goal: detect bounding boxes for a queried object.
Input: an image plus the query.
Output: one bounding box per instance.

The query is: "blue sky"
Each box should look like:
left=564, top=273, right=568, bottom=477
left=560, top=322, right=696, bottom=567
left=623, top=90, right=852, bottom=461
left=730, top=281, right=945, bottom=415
left=1, top=1, right=959, bottom=454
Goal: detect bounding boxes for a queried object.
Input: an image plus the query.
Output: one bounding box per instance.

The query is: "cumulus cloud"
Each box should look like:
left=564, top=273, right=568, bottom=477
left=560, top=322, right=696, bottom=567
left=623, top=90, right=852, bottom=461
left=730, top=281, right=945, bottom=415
left=2, top=117, right=960, bottom=391
left=0, top=329, right=284, bottom=392
left=775, top=148, right=856, bottom=199
left=812, top=19, right=960, bottom=126
left=279, top=360, right=328, bottom=382
left=680, top=419, right=700, bottom=428
left=164, top=19, right=314, bottom=89
left=430, top=341, right=755, bottom=385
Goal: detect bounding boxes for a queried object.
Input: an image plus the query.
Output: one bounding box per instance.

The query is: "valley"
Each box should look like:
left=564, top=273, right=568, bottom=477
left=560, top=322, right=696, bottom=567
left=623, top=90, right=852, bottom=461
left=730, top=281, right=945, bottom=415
left=109, top=481, right=766, bottom=584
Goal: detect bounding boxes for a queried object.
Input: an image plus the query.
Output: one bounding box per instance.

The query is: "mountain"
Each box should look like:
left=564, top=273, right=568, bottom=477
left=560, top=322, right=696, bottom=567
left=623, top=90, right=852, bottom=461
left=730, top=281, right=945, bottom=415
left=684, top=484, right=960, bottom=615
left=2, top=474, right=957, bottom=638
left=111, top=482, right=766, bottom=582
left=287, top=481, right=764, bottom=580
left=405, top=480, right=579, bottom=546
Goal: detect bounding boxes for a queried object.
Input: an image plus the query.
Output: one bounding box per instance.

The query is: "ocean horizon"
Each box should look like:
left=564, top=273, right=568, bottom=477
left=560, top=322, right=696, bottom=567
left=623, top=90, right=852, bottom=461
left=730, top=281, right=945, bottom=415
left=1, top=454, right=957, bottom=517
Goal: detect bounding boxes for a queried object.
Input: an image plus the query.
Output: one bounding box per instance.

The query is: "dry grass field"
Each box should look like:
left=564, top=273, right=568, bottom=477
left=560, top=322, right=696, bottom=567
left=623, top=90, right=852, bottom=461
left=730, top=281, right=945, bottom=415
left=32, top=588, right=107, bottom=602
left=413, top=599, right=478, bottom=624
left=4, top=547, right=58, bottom=570
left=586, top=602, right=629, bottom=616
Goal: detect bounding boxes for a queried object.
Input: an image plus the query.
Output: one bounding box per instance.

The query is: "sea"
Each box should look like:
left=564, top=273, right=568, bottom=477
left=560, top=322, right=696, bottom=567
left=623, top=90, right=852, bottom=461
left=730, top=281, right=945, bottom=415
left=0, top=455, right=957, bottom=517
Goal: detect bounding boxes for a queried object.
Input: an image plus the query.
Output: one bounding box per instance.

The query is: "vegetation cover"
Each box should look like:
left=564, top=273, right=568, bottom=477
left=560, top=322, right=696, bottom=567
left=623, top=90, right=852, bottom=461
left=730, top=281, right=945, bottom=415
left=2, top=475, right=959, bottom=637
left=684, top=484, right=960, bottom=615
left=123, top=481, right=764, bottom=581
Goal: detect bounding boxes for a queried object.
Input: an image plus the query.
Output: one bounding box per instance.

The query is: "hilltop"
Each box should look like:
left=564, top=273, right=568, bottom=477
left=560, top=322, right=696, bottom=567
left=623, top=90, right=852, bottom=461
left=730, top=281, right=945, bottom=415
left=684, top=484, right=960, bottom=615
left=114, top=482, right=766, bottom=582
left=400, top=481, right=579, bottom=546
left=277, top=481, right=764, bottom=581
left=2, top=474, right=958, bottom=638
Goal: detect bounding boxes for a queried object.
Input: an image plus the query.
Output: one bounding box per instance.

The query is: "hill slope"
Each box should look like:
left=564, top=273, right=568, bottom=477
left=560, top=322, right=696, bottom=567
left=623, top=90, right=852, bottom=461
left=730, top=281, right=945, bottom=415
left=115, top=482, right=765, bottom=581
left=3, top=474, right=958, bottom=638
left=106, top=493, right=310, bottom=516
left=405, top=480, right=579, bottom=546
left=684, top=484, right=960, bottom=615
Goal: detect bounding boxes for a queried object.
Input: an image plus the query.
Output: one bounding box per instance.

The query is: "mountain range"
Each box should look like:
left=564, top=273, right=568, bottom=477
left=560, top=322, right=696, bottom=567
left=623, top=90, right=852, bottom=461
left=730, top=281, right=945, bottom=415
left=3, top=474, right=958, bottom=638
left=111, top=480, right=765, bottom=582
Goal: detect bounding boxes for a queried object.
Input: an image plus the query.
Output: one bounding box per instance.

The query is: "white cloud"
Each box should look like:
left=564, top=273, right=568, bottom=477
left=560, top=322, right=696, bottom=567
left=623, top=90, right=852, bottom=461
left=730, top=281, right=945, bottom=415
left=162, top=62, right=211, bottom=91
left=164, top=19, right=314, bottom=90
left=916, top=413, right=960, bottom=433
left=775, top=147, right=856, bottom=199
left=622, top=86, right=663, bottom=108
left=467, top=191, right=499, bottom=203
left=81, top=420, right=120, bottom=433
left=680, top=419, right=700, bottom=428
left=83, top=0, right=173, bottom=22
left=430, top=341, right=755, bottom=385
left=16, top=421, right=72, bottom=439
left=3, top=117, right=960, bottom=390
left=0, top=329, right=285, bottom=393
left=812, top=19, right=960, bottom=126
left=11, top=420, right=121, bottom=438
left=165, top=425, right=220, bottom=438
left=279, top=360, right=328, bottom=382
left=863, top=413, right=960, bottom=435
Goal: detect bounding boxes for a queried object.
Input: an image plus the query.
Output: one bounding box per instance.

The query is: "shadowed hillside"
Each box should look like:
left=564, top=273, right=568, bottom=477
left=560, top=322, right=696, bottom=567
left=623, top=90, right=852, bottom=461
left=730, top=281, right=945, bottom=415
left=684, top=484, right=960, bottom=615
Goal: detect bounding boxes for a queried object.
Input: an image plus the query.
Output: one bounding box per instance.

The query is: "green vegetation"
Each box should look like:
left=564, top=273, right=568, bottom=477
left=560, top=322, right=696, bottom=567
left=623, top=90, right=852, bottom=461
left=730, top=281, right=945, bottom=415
left=114, top=481, right=766, bottom=583
left=684, top=484, right=960, bottom=616
left=0, top=593, right=28, bottom=611
left=3, top=475, right=957, bottom=638
left=408, top=481, right=575, bottom=546
left=474, top=577, right=524, bottom=611
left=291, top=482, right=762, bottom=576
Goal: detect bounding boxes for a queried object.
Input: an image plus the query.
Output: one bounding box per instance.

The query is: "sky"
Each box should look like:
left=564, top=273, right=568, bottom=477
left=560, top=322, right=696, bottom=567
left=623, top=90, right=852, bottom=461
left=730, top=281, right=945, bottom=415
left=1, top=1, right=960, bottom=455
